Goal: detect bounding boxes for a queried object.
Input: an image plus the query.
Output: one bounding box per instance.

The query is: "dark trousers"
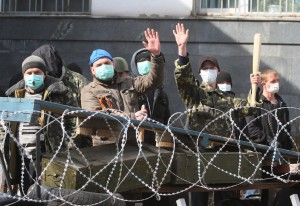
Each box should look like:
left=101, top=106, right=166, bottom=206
left=191, top=192, right=209, bottom=206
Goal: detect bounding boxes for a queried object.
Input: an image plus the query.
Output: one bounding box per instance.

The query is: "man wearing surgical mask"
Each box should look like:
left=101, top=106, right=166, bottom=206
left=3, top=55, right=71, bottom=195
left=80, top=28, right=165, bottom=145
left=199, top=56, right=219, bottom=87
left=173, top=23, right=258, bottom=138
left=216, top=71, right=232, bottom=92
left=130, top=49, right=170, bottom=144
left=246, top=69, right=293, bottom=150
left=131, top=49, right=170, bottom=125
left=173, top=23, right=259, bottom=206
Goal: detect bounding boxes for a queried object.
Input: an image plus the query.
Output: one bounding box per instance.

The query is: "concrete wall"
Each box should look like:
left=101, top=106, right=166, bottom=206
left=1, top=17, right=300, bottom=133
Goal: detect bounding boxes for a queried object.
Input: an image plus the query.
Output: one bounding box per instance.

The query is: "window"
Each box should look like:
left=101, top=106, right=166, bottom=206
left=0, top=0, right=90, bottom=14
left=197, top=0, right=300, bottom=16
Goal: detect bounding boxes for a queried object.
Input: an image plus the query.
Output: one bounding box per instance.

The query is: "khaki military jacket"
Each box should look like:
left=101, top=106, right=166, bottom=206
left=81, top=54, right=165, bottom=119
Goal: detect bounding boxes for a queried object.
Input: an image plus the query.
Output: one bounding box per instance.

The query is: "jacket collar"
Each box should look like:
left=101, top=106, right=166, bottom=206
left=260, top=92, right=285, bottom=105
left=6, top=75, right=68, bottom=97
left=200, top=82, right=222, bottom=94
left=91, top=77, right=114, bottom=88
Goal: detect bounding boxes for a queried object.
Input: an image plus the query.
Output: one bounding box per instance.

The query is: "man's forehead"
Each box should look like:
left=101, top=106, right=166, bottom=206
left=25, top=68, right=43, bottom=72
left=268, top=73, right=279, bottom=79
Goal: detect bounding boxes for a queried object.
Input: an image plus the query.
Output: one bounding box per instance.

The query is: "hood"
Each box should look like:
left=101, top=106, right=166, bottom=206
left=6, top=75, right=68, bottom=96
left=130, top=48, right=149, bottom=77
left=32, top=44, right=66, bottom=80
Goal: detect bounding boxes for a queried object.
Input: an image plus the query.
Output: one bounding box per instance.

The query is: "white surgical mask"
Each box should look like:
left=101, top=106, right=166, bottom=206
left=218, top=84, right=231, bottom=92
left=200, top=69, right=218, bottom=84
left=267, top=82, right=279, bottom=94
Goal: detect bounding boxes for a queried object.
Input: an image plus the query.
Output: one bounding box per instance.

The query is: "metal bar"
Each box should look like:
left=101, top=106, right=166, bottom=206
left=0, top=149, right=13, bottom=195
left=29, top=0, right=31, bottom=12
left=135, top=182, right=299, bottom=193
left=234, top=0, right=236, bottom=15
left=0, top=97, right=299, bottom=159
left=14, top=0, right=16, bottom=12
left=35, top=131, right=41, bottom=198
left=0, top=97, right=300, bottom=158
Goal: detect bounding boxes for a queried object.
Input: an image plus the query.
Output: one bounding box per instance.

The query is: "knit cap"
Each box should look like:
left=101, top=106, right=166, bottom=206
left=22, top=55, right=46, bottom=74
left=89, top=49, right=113, bottom=66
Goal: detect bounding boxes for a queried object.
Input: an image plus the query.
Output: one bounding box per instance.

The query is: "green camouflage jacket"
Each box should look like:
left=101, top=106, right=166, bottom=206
left=61, top=68, right=89, bottom=108
left=174, top=59, right=248, bottom=137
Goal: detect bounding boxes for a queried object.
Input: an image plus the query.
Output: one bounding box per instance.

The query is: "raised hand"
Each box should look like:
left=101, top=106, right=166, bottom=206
left=142, top=28, right=160, bottom=56
left=173, top=23, right=189, bottom=47
left=173, top=23, right=189, bottom=56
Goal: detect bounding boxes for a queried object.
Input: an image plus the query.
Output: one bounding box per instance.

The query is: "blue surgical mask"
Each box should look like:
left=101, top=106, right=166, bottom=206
left=137, top=61, right=151, bottom=75
left=24, top=74, right=44, bottom=90
left=95, top=64, right=114, bottom=81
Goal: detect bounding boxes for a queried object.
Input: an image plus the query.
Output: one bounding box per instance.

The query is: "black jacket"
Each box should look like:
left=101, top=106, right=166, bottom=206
left=130, top=48, right=170, bottom=124
left=138, top=86, right=170, bottom=125
left=246, top=93, right=293, bottom=150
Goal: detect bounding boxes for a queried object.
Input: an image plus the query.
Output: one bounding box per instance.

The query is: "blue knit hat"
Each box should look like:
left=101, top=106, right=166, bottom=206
left=89, top=49, right=113, bottom=66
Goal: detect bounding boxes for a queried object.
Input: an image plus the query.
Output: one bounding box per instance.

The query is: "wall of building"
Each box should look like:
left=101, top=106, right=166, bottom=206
left=1, top=17, right=300, bottom=134
left=91, top=0, right=193, bottom=17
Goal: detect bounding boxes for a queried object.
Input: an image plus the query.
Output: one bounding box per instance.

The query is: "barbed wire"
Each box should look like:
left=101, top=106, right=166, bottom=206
left=0, top=106, right=299, bottom=205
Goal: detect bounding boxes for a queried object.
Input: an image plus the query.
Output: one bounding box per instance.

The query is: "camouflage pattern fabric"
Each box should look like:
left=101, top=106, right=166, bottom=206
left=174, top=59, right=248, bottom=137
left=62, top=68, right=89, bottom=108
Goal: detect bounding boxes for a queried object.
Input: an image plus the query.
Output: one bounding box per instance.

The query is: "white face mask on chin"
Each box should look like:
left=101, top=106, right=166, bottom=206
left=200, top=69, right=218, bottom=85
left=218, top=84, right=231, bottom=92
left=267, top=82, right=279, bottom=94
